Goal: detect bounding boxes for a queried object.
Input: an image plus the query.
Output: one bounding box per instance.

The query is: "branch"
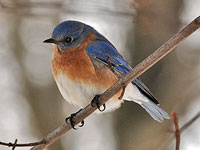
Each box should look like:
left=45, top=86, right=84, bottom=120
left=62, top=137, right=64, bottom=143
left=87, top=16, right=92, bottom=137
left=171, top=111, right=200, bottom=150
left=28, top=16, right=200, bottom=150
left=12, top=139, right=17, bottom=150
left=172, top=113, right=180, bottom=150
left=180, top=111, right=200, bottom=132
left=159, top=111, right=200, bottom=150
left=0, top=139, right=45, bottom=148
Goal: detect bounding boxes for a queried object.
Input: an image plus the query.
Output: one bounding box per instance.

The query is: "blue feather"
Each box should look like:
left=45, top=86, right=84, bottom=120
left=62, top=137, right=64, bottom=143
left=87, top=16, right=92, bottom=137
left=86, top=40, right=131, bottom=74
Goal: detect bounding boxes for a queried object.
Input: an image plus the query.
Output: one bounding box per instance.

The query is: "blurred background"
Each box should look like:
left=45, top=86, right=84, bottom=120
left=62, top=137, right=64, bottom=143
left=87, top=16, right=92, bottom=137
left=0, top=0, right=199, bottom=150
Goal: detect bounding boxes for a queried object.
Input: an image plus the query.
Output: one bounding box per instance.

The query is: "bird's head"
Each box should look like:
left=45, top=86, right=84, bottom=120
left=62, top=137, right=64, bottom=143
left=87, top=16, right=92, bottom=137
left=44, top=20, right=95, bottom=51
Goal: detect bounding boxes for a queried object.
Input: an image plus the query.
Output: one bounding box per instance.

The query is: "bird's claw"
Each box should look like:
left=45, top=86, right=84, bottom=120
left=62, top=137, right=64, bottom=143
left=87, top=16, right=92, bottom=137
left=91, top=95, right=106, bottom=112
left=65, top=109, right=84, bottom=130
left=79, top=120, right=84, bottom=127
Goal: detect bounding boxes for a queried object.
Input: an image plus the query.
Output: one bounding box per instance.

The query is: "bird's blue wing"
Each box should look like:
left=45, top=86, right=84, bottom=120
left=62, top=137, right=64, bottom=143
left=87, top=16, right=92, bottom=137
left=86, top=40, right=131, bottom=74
left=86, top=40, right=159, bottom=104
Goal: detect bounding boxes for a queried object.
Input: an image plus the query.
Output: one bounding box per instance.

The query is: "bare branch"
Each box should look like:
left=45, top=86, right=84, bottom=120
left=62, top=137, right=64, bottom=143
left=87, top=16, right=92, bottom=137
left=0, top=139, right=45, bottom=148
left=159, top=111, right=200, bottom=150
left=180, top=111, right=200, bottom=132
left=28, top=16, right=200, bottom=150
left=171, top=111, right=200, bottom=150
left=172, top=113, right=180, bottom=150
left=11, top=139, right=17, bottom=150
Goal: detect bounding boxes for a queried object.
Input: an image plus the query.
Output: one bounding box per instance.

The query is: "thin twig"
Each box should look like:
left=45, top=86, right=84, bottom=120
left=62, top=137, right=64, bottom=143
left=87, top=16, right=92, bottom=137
left=158, top=111, right=200, bottom=150
left=171, top=112, right=200, bottom=150
left=0, top=139, right=45, bottom=148
left=172, top=112, right=180, bottom=150
left=28, top=16, right=200, bottom=150
left=11, top=139, right=17, bottom=150
left=180, top=111, right=200, bottom=132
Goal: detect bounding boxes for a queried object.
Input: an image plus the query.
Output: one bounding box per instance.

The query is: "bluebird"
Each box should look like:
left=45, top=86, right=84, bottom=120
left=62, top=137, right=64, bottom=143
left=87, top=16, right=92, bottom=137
left=44, top=20, right=170, bottom=128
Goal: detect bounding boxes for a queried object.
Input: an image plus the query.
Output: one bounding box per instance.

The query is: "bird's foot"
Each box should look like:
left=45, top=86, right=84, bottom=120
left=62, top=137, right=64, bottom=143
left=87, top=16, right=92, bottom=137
left=118, top=85, right=126, bottom=100
left=91, top=95, right=106, bottom=112
left=65, top=109, right=84, bottom=130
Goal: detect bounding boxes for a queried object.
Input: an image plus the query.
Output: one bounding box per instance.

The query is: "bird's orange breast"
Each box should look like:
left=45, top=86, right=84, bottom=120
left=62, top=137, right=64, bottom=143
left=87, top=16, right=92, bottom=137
left=51, top=34, right=122, bottom=98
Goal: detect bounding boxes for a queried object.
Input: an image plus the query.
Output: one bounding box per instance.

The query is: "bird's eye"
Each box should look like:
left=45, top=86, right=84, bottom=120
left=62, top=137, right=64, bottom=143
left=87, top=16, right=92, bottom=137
left=65, top=36, right=73, bottom=43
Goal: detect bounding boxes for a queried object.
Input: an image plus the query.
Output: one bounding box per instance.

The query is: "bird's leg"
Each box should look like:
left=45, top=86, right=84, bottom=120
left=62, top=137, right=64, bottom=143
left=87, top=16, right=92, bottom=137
left=118, top=85, right=127, bottom=100
left=65, top=109, right=84, bottom=130
left=91, top=95, right=106, bottom=112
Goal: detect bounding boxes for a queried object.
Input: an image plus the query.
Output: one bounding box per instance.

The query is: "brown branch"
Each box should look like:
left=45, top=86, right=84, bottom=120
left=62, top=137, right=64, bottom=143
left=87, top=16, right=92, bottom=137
left=159, top=111, right=200, bottom=150
left=28, top=16, right=200, bottom=150
left=171, top=111, right=200, bottom=150
left=172, top=112, right=180, bottom=150
left=0, top=140, right=45, bottom=148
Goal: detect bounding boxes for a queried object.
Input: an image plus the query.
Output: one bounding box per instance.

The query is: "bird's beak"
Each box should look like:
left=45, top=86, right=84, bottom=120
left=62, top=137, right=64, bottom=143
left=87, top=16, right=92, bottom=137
left=43, top=38, right=59, bottom=44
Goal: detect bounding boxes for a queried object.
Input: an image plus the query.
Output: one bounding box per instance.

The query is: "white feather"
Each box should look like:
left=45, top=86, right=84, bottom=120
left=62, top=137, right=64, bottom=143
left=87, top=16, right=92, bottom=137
left=55, top=73, right=122, bottom=112
left=55, top=73, right=169, bottom=121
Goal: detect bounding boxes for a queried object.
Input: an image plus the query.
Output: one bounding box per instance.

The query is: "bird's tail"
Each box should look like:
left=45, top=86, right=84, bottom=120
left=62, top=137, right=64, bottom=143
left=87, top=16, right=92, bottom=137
left=139, top=100, right=170, bottom=122
left=123, top=83, right=170, bottom=122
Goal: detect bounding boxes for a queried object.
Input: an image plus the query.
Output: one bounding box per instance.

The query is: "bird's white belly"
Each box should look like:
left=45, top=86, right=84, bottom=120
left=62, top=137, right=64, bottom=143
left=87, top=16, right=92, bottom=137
left=55, top=73, right=122, bottom=112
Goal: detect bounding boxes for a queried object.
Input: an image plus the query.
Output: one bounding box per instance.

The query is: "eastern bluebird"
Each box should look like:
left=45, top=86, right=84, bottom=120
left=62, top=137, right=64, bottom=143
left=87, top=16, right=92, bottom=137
left=44, top=20, right=170, bottom=125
